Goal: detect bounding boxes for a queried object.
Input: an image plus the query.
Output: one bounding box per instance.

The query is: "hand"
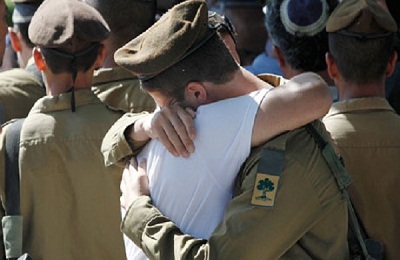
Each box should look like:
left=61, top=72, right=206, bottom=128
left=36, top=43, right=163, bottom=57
left=120, top=158, right=149, bottom=211
left=145, top=104, right=196, bottom=158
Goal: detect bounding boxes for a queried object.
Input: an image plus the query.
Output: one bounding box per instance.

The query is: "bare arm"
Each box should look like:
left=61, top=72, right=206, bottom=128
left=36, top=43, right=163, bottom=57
left=252, top=72, right=331, bottom=147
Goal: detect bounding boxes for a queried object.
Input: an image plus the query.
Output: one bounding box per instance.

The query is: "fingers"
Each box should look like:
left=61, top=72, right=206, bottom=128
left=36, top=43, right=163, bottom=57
left=151, top=104, right=196, bottom=158
left=120, top=159, right=150, bottom=209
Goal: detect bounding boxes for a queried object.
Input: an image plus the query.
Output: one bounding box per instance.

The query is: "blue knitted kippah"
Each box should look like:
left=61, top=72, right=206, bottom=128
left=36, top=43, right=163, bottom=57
left=280, top=0, right=328, bottom=36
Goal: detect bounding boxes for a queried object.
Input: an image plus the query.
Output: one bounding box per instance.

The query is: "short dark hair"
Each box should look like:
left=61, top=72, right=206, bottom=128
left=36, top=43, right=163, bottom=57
left=85, top=0, right=156, bottom=48
left=40, top=42, right=100, bottom=74
left=141, top=34, right=239, bottom=102
left=328, top=33, right=395, bottom=84
left=266, top=0, right=338, bottom=72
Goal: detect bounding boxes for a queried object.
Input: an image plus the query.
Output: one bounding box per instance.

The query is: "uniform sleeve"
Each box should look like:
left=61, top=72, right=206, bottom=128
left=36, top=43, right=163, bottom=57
left=0, top=125, right=9, bottom=259
left=121, top=156, right=335, bottom=259
left=101, top=112, right=150, bottom=167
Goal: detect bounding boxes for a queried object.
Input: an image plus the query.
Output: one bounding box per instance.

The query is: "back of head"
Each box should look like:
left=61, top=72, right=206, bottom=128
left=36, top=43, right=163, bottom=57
left=327, top=0, right=397, bottom=84
left=266, top=0, right=338, bottom=73
left=84, top=0, right=156, bottom=49
left=28, top=0, right=110, bottom=74
left=114, top=0, right=239, bottom=102
left=11, top=0, right=42, bottom=49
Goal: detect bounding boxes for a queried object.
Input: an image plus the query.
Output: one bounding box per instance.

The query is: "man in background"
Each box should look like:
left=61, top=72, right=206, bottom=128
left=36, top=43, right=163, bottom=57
left=0, top=0, right=45, bottom=123
left=322, top=0, right=400, bottom=258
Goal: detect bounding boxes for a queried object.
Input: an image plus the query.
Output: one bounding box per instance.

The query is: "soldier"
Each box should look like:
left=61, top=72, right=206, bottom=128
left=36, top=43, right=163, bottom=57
left=85, top=0, right=157, bottom=114
left=322, top=0, right=400, bottom=258
left=103, top=0, right=349, bottom=259
left=0, top=0, right=45, bottom=123
left=0, top=0, right=126, bottom=258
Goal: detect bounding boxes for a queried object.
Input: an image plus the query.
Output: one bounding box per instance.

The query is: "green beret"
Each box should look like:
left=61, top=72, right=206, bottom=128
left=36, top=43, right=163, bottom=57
left=28, top=0, right=110, bottom=49
left=115, top=0, right=216, bottom=81
left=326, top=0, right=397, bottom=36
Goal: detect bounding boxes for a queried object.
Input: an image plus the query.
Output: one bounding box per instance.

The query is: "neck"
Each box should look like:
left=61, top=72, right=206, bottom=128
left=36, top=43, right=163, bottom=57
left=102, top=40, right=118, bottom=68
left=102, top=50, right=118, bottom=68
left=44, top=70, right=94, bottom=96
left=336, top=80, right=386, bottom=101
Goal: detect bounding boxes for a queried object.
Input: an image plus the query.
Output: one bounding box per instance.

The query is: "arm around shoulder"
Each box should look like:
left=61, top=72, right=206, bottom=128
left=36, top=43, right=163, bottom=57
left=252, top=72, right=332, bottom=146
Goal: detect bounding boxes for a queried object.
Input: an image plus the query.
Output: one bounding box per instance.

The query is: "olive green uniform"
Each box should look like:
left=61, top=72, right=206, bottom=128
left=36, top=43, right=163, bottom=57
left=120, top=121, right=349, bottom=259
left=0, top=90, right=125, bottom=259
left=101, top=75, right=350, bottom=259
left=0, top=59, right=45, bottom=123
left=91, top=66, right=156, bottom=113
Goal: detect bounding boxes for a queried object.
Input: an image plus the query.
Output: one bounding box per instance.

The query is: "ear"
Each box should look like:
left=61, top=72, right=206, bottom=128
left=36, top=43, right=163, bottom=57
left=184, top=82, right=208, bottom=108
left=385, top=51, right=398, bottom=77
left=325, top=52, right=338, bottom=80
left=8, top=27, right=21, bottom=52
left=33, top=47, right=46, bottom=71
left=93, top=43, right=106, bottom=69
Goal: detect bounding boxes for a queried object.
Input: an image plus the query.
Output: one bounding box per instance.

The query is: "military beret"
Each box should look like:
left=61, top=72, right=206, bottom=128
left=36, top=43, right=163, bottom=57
left=326, top=0, right=397, bottom=37
left=280, top=0, right=329, bottom=37
left=12, top=3, right=39, bottom=24
left=115, top=0, right=216, bottom=81
left=28, top=0, right=110, bottom=49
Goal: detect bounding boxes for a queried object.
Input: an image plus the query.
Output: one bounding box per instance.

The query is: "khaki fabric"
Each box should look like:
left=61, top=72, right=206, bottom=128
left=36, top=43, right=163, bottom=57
left=0, top=68, right=45, bottom=123
left=100, top=73, right=286, bottom=167
left=0, top=89, right=126, bottom=259
left=28, top=0, right=109, bottom=49
left=101, top=112, right=150, bottom=168
left=323, top=97, right=400, bottom=260
left=121, top=121, right=349, bottom=259
left=102, top=73, right=348, bottom=259
left=91, top=66, right=156, bottom=113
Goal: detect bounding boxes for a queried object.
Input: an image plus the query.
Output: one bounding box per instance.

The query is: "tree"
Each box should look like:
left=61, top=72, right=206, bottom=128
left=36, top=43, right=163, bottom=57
left=256, top=178, right=275, bottom=201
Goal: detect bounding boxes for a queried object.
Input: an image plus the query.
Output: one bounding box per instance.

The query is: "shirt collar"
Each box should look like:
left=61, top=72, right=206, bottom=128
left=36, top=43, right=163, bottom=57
left=29, top=89, right=101, bottom=114
left=326, top=97, right=395, bottom=118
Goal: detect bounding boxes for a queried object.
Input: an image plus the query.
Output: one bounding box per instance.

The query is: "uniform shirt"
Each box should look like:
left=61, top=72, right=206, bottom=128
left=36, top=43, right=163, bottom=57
left=125, top=89, right=269, bottom=259
left=0, top=64, right=45, bottom=123
left=0, top=89, right=126, bottom=259
left=102, top=74, right=349, bottom=259
left=91, top=66, right=156, bottom=113
left=323, top=97, right=400, bottom=260
left=121, top=121, right=349, bottom=259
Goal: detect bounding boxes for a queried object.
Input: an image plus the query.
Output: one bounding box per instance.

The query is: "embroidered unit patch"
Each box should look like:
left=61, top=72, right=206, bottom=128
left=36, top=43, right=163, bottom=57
left=251, top=173, right=280, bottom=207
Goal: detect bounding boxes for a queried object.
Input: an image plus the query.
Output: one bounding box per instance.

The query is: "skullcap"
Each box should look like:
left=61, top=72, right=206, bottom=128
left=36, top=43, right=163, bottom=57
left=280, top=0, right=329, bottom=37
left=115, top=0, right=216, bottom=81
left=28, top=0, right=110, bottom=49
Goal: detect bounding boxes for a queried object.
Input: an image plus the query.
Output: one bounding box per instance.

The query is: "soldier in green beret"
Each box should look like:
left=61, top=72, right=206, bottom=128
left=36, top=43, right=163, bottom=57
left=322, top=0, right=400, bottom=259
left=0, top=0, right=126, bottom=258
left=101, top=0, right=350, bottom=259
left=0, top=0, right=45, bottom=124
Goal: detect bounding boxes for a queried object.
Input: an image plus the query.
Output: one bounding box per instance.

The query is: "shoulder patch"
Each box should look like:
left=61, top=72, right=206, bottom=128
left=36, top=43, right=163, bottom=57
left=251, top=173, right=280, bottom=207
